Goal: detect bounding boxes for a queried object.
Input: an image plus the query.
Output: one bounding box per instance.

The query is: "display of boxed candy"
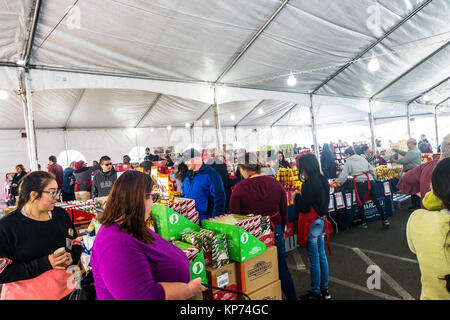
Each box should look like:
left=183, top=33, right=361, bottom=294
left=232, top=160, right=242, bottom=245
left=182, top=229, right=230, bottom=269
left=151, top=204, right=200, bottom=241
left=202, top=214, right=266, bottom=262
left=166, top=198, right=197, bottom=224
left=172, top=241, right=208, bottom=285
left=375, top=166, right=403, bottom=180
left=276, top=168, right=302, bottom=191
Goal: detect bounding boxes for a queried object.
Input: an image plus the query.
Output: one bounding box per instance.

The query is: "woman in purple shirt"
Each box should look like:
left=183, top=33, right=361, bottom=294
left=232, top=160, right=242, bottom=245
left=90, top=171, right=205, bottom=300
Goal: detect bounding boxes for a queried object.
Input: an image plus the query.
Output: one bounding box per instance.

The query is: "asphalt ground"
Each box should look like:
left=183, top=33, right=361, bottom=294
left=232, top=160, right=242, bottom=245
left=285, top=206, right=422, bottom=300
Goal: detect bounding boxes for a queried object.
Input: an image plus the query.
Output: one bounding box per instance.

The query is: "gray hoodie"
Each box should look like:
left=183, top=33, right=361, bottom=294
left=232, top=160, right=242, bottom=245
left=92, top=168, right=117, bottom=198
left=336, top=155, right=375, bottom=183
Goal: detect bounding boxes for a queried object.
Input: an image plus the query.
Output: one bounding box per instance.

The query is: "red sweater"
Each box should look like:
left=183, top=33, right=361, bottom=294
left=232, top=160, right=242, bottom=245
left=397, top=159, right=439, bottom=204
left=229, top=176, right=287, bottom=228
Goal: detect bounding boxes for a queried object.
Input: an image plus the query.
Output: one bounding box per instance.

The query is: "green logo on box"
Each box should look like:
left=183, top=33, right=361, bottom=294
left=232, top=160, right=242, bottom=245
left=192, top=261, right=204, bottom=275
left=169, top=213, right=179, bottom=225
left=241, top=233, right=249, bottom=244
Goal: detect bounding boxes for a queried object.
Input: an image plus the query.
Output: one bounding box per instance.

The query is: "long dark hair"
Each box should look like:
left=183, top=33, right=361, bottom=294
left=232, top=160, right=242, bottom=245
left=432, top=158, right=450, bottom=293
left=297, top=153, right=330, bottom=194
left=100, top=170, right=155, bottom=244
left=17, top=171, right=55, bottom=212
left=176, top=162, right=188, bottom=182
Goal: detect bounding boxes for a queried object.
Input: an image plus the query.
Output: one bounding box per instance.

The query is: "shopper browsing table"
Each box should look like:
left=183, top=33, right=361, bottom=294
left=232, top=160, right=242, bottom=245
left=0, top=171, right=82, bottom=300
left=7, top=164, right=27, bottom=206
left=336, top=147, right=390, bottom=229
left=397, top=134, right=450, bottom=207
left=278, top=151, right=291, bottom=169
left=229, top=152, right=297, bottom=300
left=181, top=148, right=226, bottom=221
left=406, top=158, right=450, bottom=300
left=392, top=138, right=422, bottom=209
left=294, top=153, right=333, bottom=300
left=90, top=171, right=205, bottom=300
left=92, top=156, right=117, bottom=199
left=47, top=155, right=64, bottom=190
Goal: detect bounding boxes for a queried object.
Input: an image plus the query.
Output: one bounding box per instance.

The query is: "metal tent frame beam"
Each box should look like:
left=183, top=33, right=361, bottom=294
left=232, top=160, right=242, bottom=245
left=22, top=0, right=42, bottom=65
left=64, top=89, right=86, bottom=128
left=312, top=0, right=433, bottom=94
left=215, top=0, right=290, bottom=83
left=436, top=96, right=450, bottom=107
left=135, top=94, right=162, bottom=128
left=408, top=76, right=450, bottom=104
left=234, top=100, right=265, bottom=127
left=270, top=104, right=298, bottom=127
left=371, top=41, right=450, bottom=99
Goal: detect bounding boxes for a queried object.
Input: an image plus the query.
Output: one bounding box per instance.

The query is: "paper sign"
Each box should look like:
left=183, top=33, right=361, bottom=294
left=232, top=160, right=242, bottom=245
left=345, top=193, right=352, bottom=209
left=217, top=273, right=229, bottom=288
left=328, top=194, right=335, bottom=212
left=335, top=192, right=345, bottom=209
left=352, top=190, right=357, bottom=205
left=384, top=182, right=391, bottom=196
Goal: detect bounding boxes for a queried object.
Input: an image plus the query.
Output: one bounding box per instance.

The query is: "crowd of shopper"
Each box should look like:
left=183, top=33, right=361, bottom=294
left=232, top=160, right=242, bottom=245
left=1, top=137, right=449, bottom=301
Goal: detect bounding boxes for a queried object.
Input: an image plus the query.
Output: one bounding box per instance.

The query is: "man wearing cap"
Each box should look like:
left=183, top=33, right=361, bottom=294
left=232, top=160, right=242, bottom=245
left=182, top=148, right=226, bottom=221
left=123, top=155, right=131, bottom=165
left=144, top=147, right=154, bottom=162
left=392, top=138, right=422, bottom=209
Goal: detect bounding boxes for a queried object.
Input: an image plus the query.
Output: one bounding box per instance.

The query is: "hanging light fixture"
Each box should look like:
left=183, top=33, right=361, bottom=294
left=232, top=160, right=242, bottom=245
left=185, top=123, right=191, bottom=128
left=368, top=54, right=380, bottom=72
left=230, top=114, right=236, bottom=120
left=167, top=125, right=172, bottom=131
left=0, top=90, right=8, bottom=100
left=150, top=128, right=154, bottom=132
left=257, top=108, right=263, bottom=115
left=16, top=60, right=25, bottom=66
left=422, top=94, right=430, bottom=101
left=204, top=119, right=210, bottom=125
left=287, top=71, right=297, bottom=86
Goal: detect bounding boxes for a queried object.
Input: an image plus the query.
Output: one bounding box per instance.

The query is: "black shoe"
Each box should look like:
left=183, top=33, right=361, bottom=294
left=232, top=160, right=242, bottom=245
left=321, top=289, right=332, bottom=300
left=299, top=291, right=322, bottom=300
left=382, top=219, right=390, bottom=229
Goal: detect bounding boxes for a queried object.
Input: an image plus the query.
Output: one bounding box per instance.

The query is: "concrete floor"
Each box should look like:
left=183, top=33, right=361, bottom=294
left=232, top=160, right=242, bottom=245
left=285, top=207, right=422, bottom=300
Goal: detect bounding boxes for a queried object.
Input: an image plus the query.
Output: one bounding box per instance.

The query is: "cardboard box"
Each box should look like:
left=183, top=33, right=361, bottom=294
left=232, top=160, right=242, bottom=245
left=205, top=262, right=238, bottom=300
left=151, top=204, right=200, bottom=241
left=237, top=245, right=279, bottom=294
left=244, top=280, right=282, bottom=300
left=202, top=215, right=266, bottom=262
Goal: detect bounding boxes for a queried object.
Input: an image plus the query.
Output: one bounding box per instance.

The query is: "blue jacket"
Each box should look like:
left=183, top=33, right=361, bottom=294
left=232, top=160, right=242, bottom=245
left=62, top=168, right=75, bottom=194
left=182, top=164, right=226, bottom=221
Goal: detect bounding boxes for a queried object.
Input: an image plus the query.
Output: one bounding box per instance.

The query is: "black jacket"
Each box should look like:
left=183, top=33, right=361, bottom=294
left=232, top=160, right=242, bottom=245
left=279, top=159, right=291, bottom=169
left=295, top=174, right=330, bottom=217
left=10, top=172, right=26, bottom=197
left=209, top=161, right=232, bottom=213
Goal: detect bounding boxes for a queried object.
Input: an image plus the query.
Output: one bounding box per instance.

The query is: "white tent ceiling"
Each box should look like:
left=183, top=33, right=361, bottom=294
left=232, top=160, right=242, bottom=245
left=0, top=1, right=448, bottom=134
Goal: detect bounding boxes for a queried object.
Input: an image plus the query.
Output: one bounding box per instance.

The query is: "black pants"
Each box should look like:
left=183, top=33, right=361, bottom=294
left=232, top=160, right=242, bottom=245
left=355, top=180, right=386, bottom=223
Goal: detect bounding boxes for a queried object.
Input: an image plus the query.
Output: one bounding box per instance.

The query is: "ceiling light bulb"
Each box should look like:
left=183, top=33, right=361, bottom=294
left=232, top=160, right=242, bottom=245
left=16, top=60, right=25, bottom=66
left=167, top=125, right=172, bottom=131
left=390, top=111, right=395, bottom=115
left=150, top=128, right=154, bottom=132
left=368, top=54, right=380, bottom=72
left=204, top=119, right=210, bottom=125
left=364, top=116, right=369, bottom=120
left=287, top=71, right=297, bottom=86
left=257, top=108, right=263, bottom=115
left=422, top=94, right=430, bottom=101
left=0, top=90, right=8, bottom=100
left=230, top=114, right=235, bottom=120
left=185, top=123, right=191, bottom=128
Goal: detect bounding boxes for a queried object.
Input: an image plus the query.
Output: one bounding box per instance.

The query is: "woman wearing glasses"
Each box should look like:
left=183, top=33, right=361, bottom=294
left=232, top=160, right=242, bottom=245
left=90, top=170, right=206, bottom=300
left=0, top=171, right=82, bottom=300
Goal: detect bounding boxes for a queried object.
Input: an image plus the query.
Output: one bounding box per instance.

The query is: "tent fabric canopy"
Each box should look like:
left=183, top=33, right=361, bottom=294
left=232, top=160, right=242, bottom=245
left=0, top=0, right=448, bottom=129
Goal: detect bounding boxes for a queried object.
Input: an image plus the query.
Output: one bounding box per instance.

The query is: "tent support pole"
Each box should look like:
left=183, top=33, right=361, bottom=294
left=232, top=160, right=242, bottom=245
left=63, top=129, right=70, bottom=167
left=368, top=100, right=377, bottom=156
left=434, top=106, right=439, bottom=151
left=234, top=126, right=238, bottom=142
left=213, top=86, right=223, bottom=150
left=190, top=126, right=194, bottom=145
left=20, top=94, right=33, bottom=170
left=309, top=94, right=321, bottom=170
left=406, top=103, right=411, bottom=139
left=23, top=71, right=38, bottom=171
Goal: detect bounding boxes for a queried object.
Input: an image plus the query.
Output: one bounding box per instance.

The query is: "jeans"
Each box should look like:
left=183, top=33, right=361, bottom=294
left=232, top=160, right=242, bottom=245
left=306, top=219, right=329, bottom=295
left=355, top=180, right=386, bottom=223
left=274, top=225, right=297, bottom=300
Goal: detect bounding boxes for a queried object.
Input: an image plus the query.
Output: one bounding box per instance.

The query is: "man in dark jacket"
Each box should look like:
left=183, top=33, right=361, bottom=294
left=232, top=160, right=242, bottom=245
left=47, top=155, right=63, bottom=190
left=182, top=148, right=226, bottom=221
left=92, top=156, right=117, bottom=199
left=62, top=162, right=76, bottom=201
left=208, top=150, right=232, bottom=213
left=144, top=147, right=154, bottom=161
